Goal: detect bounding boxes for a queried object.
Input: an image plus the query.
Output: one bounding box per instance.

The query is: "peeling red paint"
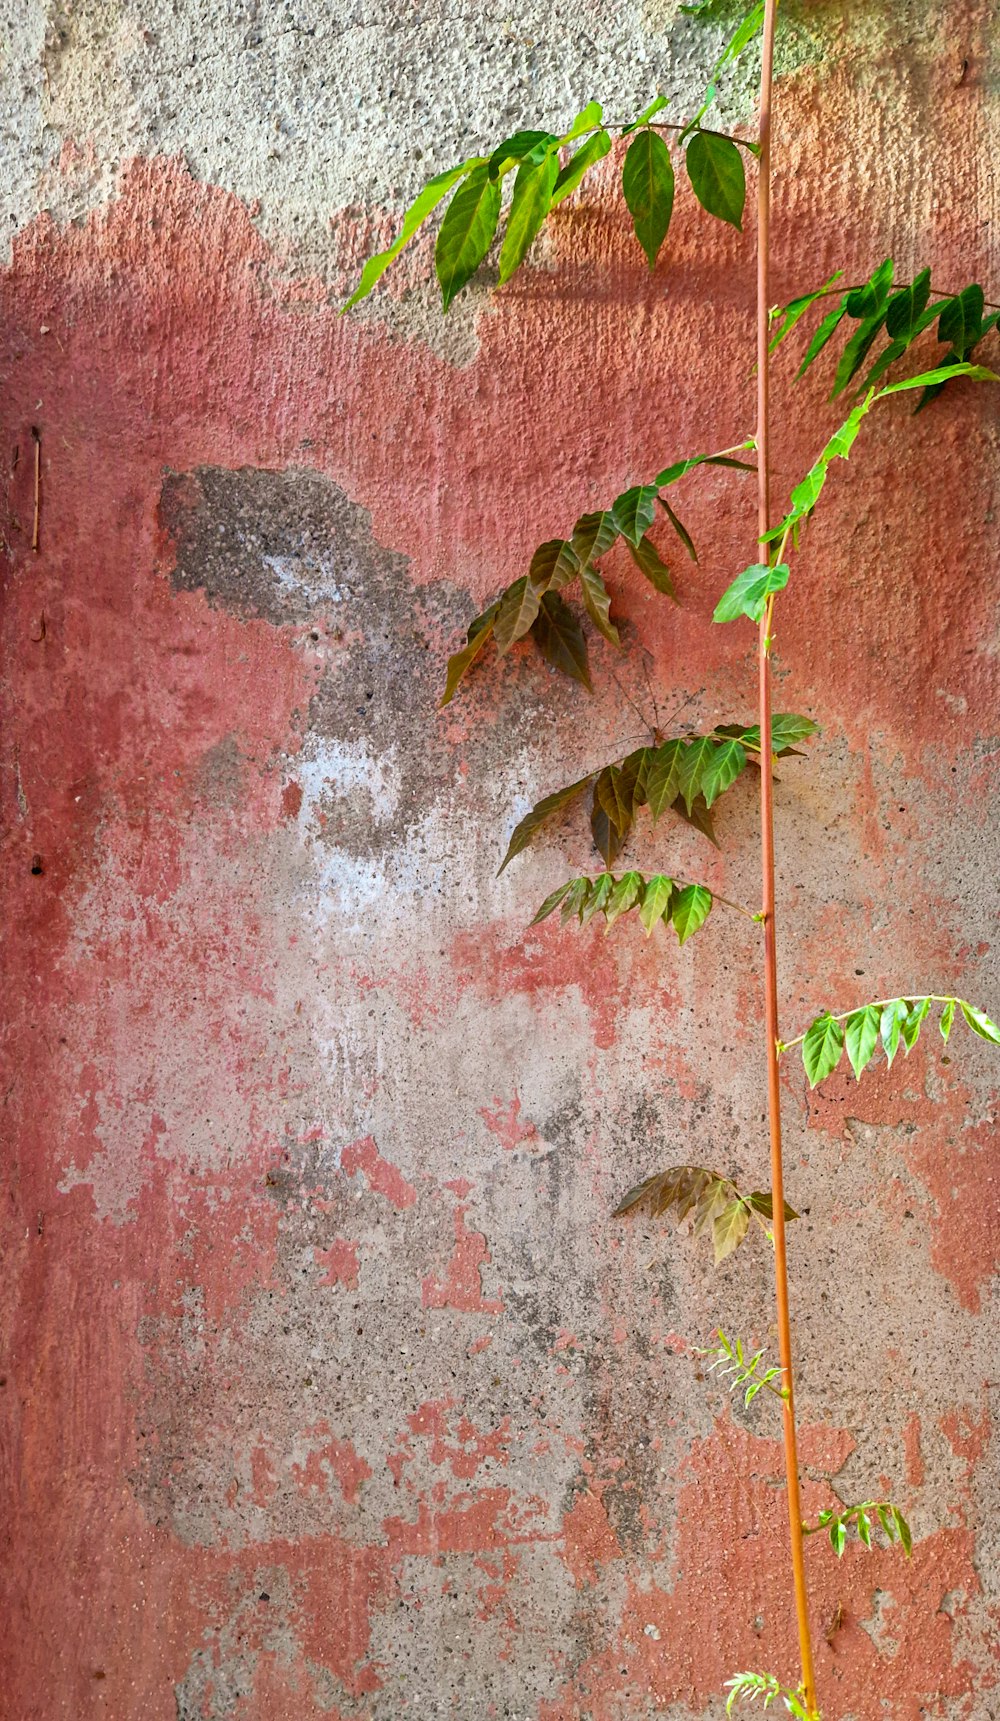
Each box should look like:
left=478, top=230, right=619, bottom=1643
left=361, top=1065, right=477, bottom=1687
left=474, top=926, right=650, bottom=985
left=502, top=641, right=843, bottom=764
left=314, top=1237, right=361, bottom=1288
left=341, top=1135, right=417, bottom=1210
left=422, top=1200, right=504, bottom=1314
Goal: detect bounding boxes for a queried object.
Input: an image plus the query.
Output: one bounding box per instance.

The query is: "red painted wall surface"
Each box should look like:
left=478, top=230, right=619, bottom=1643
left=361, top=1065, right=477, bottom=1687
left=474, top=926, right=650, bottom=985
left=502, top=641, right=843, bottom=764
left=2, top=8, right=999, bottom=1717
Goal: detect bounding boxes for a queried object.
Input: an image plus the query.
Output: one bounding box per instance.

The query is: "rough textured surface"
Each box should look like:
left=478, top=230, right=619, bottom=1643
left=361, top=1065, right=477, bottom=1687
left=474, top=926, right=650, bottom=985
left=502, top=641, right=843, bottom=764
left=2, top=2, right=1000, bottom=1717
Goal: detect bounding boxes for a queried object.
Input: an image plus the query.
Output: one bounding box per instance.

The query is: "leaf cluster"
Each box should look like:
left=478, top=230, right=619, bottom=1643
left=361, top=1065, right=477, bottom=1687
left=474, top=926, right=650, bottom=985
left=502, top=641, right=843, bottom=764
left=699, top=1329, right=787, bottom=1405
left=725, top=1670, right=812, bottom=1718
left=787, top=995, right=1000, bottom=1088
left=442, top=445, right=756, bottom=705
left=533, top=871, right=714, bottom=945
left=613, top=1165, right=797, bottom=1264
left=500, top=712, right=817, bottom=871
left=772, top=257, right=1000, bottom=410
left=805, top=1500, right=912, bottom=1559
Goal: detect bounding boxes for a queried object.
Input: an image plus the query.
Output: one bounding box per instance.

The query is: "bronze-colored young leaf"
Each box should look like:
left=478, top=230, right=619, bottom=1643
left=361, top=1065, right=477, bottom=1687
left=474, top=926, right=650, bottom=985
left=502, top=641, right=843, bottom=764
left=613, top=1164, right=715, bottom=1219
left=628, top=533, right=677, bottom=597
left=746, top=1192, right=799, bottom=1222
left=579, top=562, right=621, bottom=646
left=494, top=575, right=541, bottom=654
left=531, top=591, right=593, bottom=689
left=440, top=601, right=501, bottom=706
left=571, top=510, right=619, bottom=565
left=591, top=793, right=630, bottom=868
left=529, top=538, right=580, bottom=594
left=713, top=1199, right=750, bottom=1264
left=673, top=791, right=719, bottom=846
left=595, top=765, right=633, bottom=834
left=498, top=773, right=596, bottom=873
left=659, top=495, right=698, bottom=561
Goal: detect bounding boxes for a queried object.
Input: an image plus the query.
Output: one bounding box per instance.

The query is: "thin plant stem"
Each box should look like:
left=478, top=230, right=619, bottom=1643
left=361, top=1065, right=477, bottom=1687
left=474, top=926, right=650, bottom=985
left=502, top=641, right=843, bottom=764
left=755, top=3, right=818, bottom=1714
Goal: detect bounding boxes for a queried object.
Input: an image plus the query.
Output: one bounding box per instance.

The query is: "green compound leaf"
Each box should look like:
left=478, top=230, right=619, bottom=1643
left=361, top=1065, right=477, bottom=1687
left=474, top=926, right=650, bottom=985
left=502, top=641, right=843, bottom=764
left=342, top=160, right=483, bottom=310
left=435, top=164, right=502, bottom=309
left=622, top=129, right=675, bottom=269
left=713, top=562, right=790, bottom=624
left=959, top=1000, right=1000, bottom=1044
left=498, top=151, right=559, bottom=282
left=551, top=129, right=613, bottom=205
left=487, top=129, right=558, bottom=178
left=628, top=534, right=676, bottom=597
left=439, top=601, right=500, bottom=706
left=845, top=1004, right=880, bottom=1079
left=802, top=1012, right=845, bottom=1086
left=686, top=130, right=745, bottom=230
left=605, top=870, right=644, bottom=927
left=532, top=591, right=593, bottom=690
left=700, top=739, right=747, bottom=809
left=639, top=874, right=674, bottom=933
left=498, top=773, right=595, bottom=874
left=671, top=883, right=713, bottom=945
left=612, top=484, right=660, bottom=545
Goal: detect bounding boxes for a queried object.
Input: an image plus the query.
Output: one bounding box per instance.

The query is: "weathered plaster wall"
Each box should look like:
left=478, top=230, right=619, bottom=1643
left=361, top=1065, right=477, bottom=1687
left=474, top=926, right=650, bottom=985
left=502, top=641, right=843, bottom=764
left=2, top=3, right=1000, bottom=1716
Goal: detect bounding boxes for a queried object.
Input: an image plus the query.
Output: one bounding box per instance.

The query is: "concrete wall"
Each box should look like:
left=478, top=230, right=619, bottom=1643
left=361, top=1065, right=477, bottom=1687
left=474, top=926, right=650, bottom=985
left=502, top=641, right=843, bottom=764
left=2, top=3, right=999, bottom=1716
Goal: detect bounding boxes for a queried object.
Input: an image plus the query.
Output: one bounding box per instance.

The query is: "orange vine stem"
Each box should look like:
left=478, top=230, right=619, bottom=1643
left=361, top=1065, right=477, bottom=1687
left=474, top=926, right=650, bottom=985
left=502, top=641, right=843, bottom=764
left=756, top=2, right=818, bottom=1714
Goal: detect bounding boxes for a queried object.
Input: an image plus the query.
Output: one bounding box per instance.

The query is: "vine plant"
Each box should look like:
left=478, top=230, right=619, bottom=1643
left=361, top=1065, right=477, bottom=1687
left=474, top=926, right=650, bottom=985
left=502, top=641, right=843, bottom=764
left=344, top=2, right=999, bottom=1714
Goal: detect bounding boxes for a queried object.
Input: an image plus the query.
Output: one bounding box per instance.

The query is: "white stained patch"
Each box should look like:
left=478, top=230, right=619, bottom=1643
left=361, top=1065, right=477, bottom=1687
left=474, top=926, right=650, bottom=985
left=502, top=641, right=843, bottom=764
left=261, top=553, right=348, bottom=605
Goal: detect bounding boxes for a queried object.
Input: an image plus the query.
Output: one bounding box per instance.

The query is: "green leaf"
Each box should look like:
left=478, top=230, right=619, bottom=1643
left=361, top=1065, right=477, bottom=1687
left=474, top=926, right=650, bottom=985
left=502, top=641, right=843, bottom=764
left=571, top=510, right=619, bottom=565
left=678, top=737, right=718, bottom=814
left=639, top=874, right=674, bottom=933
left=893, top=1507, right=913, bottom=1556
left=877, top=1503, right=894, bottom=1540
left=596, top=765, right=634, bottom=834
left=435, top=164, right=502, bottom=310
left=532, top=879, right=575, bottom=923
left=940, top=998, right=956, bottom=1042
left=769, top=270, right=844, bottom=353
left=939, top=284, right=985, bottom=356
left=605, top=870, right=643, bottom=927
left=885, top=267, right=932, bottom=341
left=620, top=94, right=669, bottom=136
left=796, top=297, right=849, bottom=377
left=498, top=151, right=559, bottom=282
left=760, top=394, right=875, bottom=545
left=659, top=496, right=698, bottom=561
left=560, top=101, right=604, bottom=144
left=901, top=996, right=931, bottom=1052
left=685, top=131, right=745, bottom=230
left=622, top=130, right=675, bottom=269
left=712, top=2, right=765, bottom=76
left=532, top=591, right=593, bottom=689
left=713, top=1199, right=750, bottom=1264
left=628, top=534, right=676, bottom=597
left=342, top=160, right=482, bottom=310
left=877, top=361, right=999, bottom=396
left=880, top=998, right=909, bottom=1066
left=844, top=257, right=894, bottom=320
left=671, top=883, right=713, bottom=945
left=494, top=575, right=541, bottom=654
left=830, top=1519, right=847, bottom=1558
left=498, top=773, right=595, bottom=873
left=770, top=712, right=820, bottom=750
left=580, top=871, right=614, bottom=925
left=959, top=1000, right=1000, bottom=1045
left=529, top=538, right=580, bottom=594
left=674, top=792, right=719, bottom=847
left=746, top=1192, right=799, bottom=1221
left=560, top=876, right=591, bottom=924
left=830, top=312, right=887, bottom=400
left=713, top=562, right=790, bottom=624
left=802, top=1012, right=845, bottom=1086
left=700, top=740, right=747, bottom=809
left=655, top=446, right=756, bottom=487
left=857, top=1510, right=872, bottom=1549
left=590, top=803, right=627, bottom=869
left=845, top=1004, right=880, bottom=1079
left=551, top=129, right=613, bottom=205
left=488, top=130, right=558, bottom=178
left=612, top=485, right=660, bottom=546
left=646, top=738, right=685, bottom=821
left=440, top=602, right=500, bottom=706
left=579, top=562, right=621, bottom=646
